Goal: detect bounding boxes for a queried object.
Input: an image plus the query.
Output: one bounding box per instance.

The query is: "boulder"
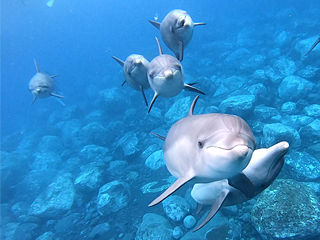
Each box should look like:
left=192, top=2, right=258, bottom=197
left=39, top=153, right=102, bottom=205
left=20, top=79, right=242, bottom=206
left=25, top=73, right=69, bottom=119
left=162, top=195, right=191, bottom=222
left=145, top=150, right=165, bottom=170
left=219, top=95, right=256, bottom=117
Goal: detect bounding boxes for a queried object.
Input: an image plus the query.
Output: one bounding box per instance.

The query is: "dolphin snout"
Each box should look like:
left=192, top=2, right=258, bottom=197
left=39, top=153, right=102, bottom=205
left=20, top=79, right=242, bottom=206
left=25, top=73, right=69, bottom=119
left=232, top=145, right=249, bottom=160
left=164, top=70, right=173, bottom=78
left=135, top=59, right=141, bottom=64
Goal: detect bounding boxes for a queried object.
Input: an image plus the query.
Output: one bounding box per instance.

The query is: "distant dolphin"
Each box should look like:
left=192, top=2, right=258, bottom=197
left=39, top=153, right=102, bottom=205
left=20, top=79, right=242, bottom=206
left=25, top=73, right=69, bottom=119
left=112, top=54, right=150, bottom=106
left=148, top=96, right=256, bottom=207
left=149, top=9, right=205, bottom=61
left=29, top=59, right=64, bottom=104
left=191, top=141, right=289, bottom=231
left=305, top=36, right=320, bottom=55
left=147, top=37, right=205, bottom=113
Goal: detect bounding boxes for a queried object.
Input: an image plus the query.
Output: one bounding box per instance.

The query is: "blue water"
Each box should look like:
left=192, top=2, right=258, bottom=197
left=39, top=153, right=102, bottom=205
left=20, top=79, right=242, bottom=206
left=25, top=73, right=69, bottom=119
left=1, top=0, right=320, bottom=239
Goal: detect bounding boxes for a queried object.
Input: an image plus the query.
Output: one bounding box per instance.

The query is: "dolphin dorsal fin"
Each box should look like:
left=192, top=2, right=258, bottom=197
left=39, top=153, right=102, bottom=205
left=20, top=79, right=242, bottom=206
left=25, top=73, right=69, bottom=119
left=188, top=95, right=200, bottom=116
left=155, top=37, right=163, bottom=55
left=149, top=20, right=161, bottom=30
left=112, top=56, right=125, bottom=67
left=34, top=59, right=40, bottom=72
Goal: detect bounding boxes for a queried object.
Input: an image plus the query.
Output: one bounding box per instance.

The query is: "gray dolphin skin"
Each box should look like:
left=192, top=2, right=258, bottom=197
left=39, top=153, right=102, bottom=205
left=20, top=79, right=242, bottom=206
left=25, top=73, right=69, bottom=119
left=148, top=96, right=256, bottom=207
left=112, top=54, right=150, bottom=106
left=29, top=59, right=64, bottom=104
left=149, top=9, right=206, bottom=61
left=147, top=37, right=205, bottom=113
left=305, top=36, right=320, bottom=55
left=191, top=141, right=289, bottom=231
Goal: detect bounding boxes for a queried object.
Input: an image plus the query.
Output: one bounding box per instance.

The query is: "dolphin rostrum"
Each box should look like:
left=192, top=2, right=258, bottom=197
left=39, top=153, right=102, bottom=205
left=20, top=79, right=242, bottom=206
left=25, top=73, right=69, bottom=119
left=149, top=9, right=206, bottom=61
left=112, top=54, right=150, bottom=106
left=147, top=37, right=205, bottom=113
left=305, top=36, right=320, bottom=55
left=148, top=96, right=256, bottom=207
left=29, top=59, right=64, bottom=104
left=191, top=141, right=289, bottom=231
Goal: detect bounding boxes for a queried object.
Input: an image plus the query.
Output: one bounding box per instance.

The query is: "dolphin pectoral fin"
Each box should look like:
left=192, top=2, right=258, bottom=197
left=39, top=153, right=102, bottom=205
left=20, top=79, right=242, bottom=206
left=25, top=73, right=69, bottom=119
left=121, top=80, right=126, bottom=86
left=148, top=93, right=158, bottom=113
left=196, top=203, right=204, bottom=214
left=228, top=172, right=255, bottom=198
left=151, top=132, right=166, bottom=141
left=194, top=22, right=206, bottom=26
left=193, top=189, right=229, bottom=232
left=184, top=84, right=205, bottom=95
left=148, top=172, right=195, bottom=207
left=178, top=42, right=184, bottom=61
left=305, top=37, right=320, bottom=55
left=51, top=93, right=64, bottom=98
left=188, top=95, right=200, bottom=116
left=155, top=37, right=163, bottom=55
left=32, top=97, right=37, bottom=104
left=34, top=59, right=40, bottom=72
left=50, top=74, right=60, bottom=78
left=149, top=20, right=161, bottom=30
left=112, top=56, right=125, bottom=67
left=140, top=86, right=148, bottom=107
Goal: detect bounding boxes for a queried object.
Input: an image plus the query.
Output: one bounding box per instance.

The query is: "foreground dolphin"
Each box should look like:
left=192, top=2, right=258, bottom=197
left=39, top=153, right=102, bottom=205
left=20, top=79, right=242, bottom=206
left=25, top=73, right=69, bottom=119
left=29, top=59, right=64, bottom=104
left=147, top=37, right=205, bottom=113
left=191, top=141, right=289, bottom=231
left=148, top=96, right=256, bottom=207
left=305, top=36, right=320, bottom=55
left=149, top=9, right=205, bottom=61
left=112, top=54, right=150, bottom=106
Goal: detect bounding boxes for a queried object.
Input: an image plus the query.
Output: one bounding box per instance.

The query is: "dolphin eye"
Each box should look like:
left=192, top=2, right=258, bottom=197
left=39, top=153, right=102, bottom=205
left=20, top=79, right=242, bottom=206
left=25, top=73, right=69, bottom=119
left=198, top=141, right=204, bottom=149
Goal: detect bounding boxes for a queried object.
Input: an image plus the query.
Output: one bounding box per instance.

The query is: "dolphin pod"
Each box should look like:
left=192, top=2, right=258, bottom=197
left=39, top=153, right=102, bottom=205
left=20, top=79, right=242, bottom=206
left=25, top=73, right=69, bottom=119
left=112, top=54, right=150, bottom=106
left=149, top=9, right=206, bottom=61
left=149, top=95, right=257, bottom=207
left=147, top=37, right=205, bottom=113
left=191, top=141, right=289, bottom=231
left=29, top=59, right=64, bottom=104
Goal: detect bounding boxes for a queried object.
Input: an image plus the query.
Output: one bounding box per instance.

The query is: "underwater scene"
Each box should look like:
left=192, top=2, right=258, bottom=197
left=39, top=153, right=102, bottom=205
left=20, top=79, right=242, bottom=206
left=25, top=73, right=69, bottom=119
left=1, top=0, right=320, bottom=239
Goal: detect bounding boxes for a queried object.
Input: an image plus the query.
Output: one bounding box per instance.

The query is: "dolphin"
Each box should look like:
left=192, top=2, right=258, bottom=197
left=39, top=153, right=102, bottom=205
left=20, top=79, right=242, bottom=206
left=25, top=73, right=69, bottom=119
left=147, top=37, right=205, bottom=113
left=149, top=9, right=206, bottom=61
left=148, top=96, right=256, bottom=207
left=29, top=59, right=64, bottom=104
left=305, top=36, right=320, bottom=55
left=191, top=141, right=289, bottom=231
left=112, top=54, right=150, bottom=106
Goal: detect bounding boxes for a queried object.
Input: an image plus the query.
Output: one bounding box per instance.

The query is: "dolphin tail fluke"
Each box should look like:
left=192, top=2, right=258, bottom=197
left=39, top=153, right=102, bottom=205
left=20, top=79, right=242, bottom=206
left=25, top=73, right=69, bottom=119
left=149, top=20, right=161, bottom=30
left=228, top=172, right=255, bottom=198
left=147, top=93, right=158, bottom=113
left=148, top=172, right=195, bottom=207
left=184, top=84, right=205, bottom=95
left=193, top=189, right=229, bottom=232
left=140, top=86, right=148, bottom=107
left=196, top=203, right=204, bottom=214
left=51, top=93, right=64, bottom=98
left=50, top=74, right=60, bottom=78
left=112, top=56, right=125, bottom=67
left=194, top=22, right=206, bottom=26
left=34, top=59, right=40, bottom=72
left=305, top=37, right=320, bottom=55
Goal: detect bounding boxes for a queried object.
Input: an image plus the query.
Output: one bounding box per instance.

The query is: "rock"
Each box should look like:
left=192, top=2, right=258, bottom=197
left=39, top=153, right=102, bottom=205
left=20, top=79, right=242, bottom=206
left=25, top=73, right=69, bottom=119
left=278, top=75, right=314, bottom=102
left=11, top=202, right=29, bottom=217
left=245, top=83, right=267, bottom=96
left=304, top=104, right=320, bottom=118
left=302, top=182, right=320, bottom=194
left=264, top=66, right=282, bottom=84
left=263, top=123, right=301, bottom=148
left=1, top=222, right=39, bottom=240
left=224, top=48, right=250, bottom=70
left=79, top=144, right=111, bottom=163
left=300, top=119, right=320, bottom=145
left=74, top=162, right=106, bottom=192
left=145, top=150, right=165, bottom=170
left=107, top=160, right=128, bottom=176
left=54, top=213, right=80, bottom=233
left=97, top=180, right=130, bottom=216
left=30, top=152, right=62, bottom=171
left=141, top=144, right=161, bottom=159
left=173, top=226, right=183, bottom=239
left=298, top=65, right=320, bottom=79
left=273, top=56, right=297, bottom=77
left=29, top=174, right=75, bottom=218
left=294, top=36, right=320, bottom=58
left=35, top=231, right=54, bottom=240
left=84, top=110, right=107, bottom=123
left=164, top=96, right=192, bottom=126
left=135, top=213, right=173, bottom=240
left=55, top=119, right=82, bottom=149
left=251, top=179, right=320, bottom=240
left=183, top=215, right=196, bottom=229
left=280, top=102, right=297, bottom=114
left=118, top=131, right=139, bottom=156
left=162, top=195, right=191, bottom=222
left=280, top=115, right=314, bottom=130
left=284, top=151, right=320, bottom=181
left=88, top=222, right=110, bottom=239
left=254, top=105, right=279, bottom=122
left=219, top=95, right=256, bottom=117
left=222, top=76, right=246, bottom=91
left=80, top=122, right=109, bottom=146
left=37, top=135, right=63, bottom=153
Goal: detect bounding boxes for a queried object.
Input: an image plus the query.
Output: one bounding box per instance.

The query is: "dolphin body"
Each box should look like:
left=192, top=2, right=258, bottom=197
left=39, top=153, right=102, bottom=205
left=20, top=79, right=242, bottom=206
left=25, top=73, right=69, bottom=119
left=147, top=37, right=205, bottom=113
left=305, top=36, right=320, bottom=55
left=149, top=9, right=205, bottom=61
left=29, top=59, right=64, bottom=104
left=191, top=141, right=289, bottom=231
left=112, top=54, right=150, bottom=106
left=148, top=96, right=256, bottom=207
